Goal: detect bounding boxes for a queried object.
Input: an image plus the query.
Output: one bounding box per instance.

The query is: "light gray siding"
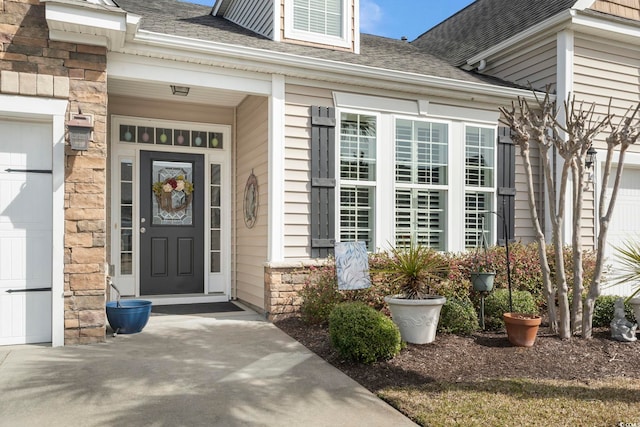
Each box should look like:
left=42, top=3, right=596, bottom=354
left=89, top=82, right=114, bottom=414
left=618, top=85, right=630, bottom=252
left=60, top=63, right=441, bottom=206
left=225, top=0, right=274, bottom=39
left=483, top=37, right=558, bottom=91
left=235, top=95, right=269, bottom=309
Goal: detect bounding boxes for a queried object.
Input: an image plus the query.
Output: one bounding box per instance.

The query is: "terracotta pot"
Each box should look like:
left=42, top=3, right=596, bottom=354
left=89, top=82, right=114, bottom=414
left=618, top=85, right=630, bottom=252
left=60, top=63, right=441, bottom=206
left=503, top=312, right=541, bottom=347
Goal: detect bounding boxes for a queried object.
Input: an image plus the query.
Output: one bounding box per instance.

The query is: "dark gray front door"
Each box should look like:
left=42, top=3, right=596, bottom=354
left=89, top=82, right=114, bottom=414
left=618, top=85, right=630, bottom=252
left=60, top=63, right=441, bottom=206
left=140, top=151, right=204, bottom=295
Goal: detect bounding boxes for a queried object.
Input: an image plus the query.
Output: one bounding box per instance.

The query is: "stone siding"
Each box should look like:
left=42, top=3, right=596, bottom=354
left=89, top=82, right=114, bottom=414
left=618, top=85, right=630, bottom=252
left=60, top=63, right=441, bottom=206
left=1, top=0, right=108, bottom=344
left=264, top=266, right=312, bottom=320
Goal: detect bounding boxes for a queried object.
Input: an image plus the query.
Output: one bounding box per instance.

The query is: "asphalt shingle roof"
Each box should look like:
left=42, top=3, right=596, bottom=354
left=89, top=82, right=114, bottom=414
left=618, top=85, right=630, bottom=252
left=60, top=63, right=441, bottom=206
left=412, top=0, right=577, bottom=67
left=114, top=0, right=518, bottom=88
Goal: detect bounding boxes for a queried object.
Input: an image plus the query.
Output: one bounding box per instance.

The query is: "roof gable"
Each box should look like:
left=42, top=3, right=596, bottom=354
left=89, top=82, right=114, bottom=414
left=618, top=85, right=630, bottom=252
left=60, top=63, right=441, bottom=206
left=412, top=0, right=577, bottom=66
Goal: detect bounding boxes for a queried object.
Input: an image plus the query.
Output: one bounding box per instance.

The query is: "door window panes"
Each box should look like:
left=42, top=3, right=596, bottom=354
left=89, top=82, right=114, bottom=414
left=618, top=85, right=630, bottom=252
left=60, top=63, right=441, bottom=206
left=120, top=159, right=133, bottom=275
left=210, top=164, right=222, bottom=273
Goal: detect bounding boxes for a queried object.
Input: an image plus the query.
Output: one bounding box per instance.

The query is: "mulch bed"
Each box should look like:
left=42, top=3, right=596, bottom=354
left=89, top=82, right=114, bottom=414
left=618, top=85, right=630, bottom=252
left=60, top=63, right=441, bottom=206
left=275, top=317, right=640, bottom=393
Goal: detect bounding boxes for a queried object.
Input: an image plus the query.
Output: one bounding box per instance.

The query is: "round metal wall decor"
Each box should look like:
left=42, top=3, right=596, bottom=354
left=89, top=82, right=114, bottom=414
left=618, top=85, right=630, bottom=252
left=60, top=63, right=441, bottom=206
left=243, top=171, right=258, bottom=228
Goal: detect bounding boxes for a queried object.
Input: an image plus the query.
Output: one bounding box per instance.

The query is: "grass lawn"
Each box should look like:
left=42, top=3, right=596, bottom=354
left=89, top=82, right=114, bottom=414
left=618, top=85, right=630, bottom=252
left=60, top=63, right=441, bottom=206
left=378, top=378, right=640, bottom=426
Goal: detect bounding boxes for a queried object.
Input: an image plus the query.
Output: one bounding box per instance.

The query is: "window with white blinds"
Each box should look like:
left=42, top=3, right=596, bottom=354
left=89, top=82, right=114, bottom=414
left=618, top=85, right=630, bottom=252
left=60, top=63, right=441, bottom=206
left=334, top=101, right=498, bottom=254
left=464, top=126, right=495, bottom=248
left=285, top=0, right=349, bottom=48
left=394, top=119, right=448, bottom=250
left=339, top=113, right=376, bottom=250
left=293, top=0, right=343, bottom=37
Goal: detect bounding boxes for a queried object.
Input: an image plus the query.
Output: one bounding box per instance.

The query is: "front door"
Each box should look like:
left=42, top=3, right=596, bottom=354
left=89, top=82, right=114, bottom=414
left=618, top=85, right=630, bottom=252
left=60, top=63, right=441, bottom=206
left=139, top=151, right=204, bottom=295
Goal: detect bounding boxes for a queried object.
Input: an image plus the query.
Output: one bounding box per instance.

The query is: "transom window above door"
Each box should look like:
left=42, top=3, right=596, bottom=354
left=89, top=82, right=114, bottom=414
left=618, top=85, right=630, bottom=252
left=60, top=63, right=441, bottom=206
left=118, top=124, right=224, bottom=150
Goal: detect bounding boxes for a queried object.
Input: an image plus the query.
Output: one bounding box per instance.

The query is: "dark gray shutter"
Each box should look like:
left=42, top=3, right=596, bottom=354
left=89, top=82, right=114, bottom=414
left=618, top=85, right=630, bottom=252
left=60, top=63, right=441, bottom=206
left=310, top=106, right=336, bottom=258
left=497, top=126, right=515, bottom=245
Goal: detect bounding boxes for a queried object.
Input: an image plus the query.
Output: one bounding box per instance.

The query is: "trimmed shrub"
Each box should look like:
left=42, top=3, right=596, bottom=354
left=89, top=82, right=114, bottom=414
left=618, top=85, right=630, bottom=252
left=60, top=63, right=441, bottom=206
left=592, top=295, right=637, bottom=327
left=483, top=289, right=538, bottom=330
left=329, top=302, right=402, bottom=364
left=438, top=297, right=479, bottom=335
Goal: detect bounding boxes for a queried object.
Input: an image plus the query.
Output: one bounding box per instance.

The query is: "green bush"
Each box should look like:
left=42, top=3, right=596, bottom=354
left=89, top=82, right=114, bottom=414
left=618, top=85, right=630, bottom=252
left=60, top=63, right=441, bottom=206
left=299, top=263, right=343, bottom=324
left=329, top=302, right=402, bottom=364
left=592, top=295, right=637, bottom=327
left=438, top=297, right=479, bottom=335
left=483, top=289, right=538, bottom=330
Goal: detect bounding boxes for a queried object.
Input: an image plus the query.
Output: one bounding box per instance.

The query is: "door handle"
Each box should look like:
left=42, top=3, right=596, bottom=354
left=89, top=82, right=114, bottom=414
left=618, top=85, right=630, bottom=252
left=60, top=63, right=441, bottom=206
left=140, top=227, right=146, bottom=234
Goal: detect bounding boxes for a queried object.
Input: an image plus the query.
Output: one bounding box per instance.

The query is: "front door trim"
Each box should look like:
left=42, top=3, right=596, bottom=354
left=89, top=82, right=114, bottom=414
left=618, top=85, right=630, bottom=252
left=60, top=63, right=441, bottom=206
left=110, top=115, right=231, bottom=304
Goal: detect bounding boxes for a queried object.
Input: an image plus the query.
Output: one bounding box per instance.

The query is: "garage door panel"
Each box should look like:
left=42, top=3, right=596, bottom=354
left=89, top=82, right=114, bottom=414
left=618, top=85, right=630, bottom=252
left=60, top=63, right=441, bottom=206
left=603, top=166, right=640, bottom=296
left=0, top=292, right=51, bottom=345
left=0, top=119, right=52, bottom=345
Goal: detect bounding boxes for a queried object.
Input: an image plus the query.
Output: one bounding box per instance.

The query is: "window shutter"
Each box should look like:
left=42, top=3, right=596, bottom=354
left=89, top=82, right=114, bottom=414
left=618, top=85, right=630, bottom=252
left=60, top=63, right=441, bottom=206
left=497, top=126, right=515, bottom=245
left=310, top=106, right=336, bottom=258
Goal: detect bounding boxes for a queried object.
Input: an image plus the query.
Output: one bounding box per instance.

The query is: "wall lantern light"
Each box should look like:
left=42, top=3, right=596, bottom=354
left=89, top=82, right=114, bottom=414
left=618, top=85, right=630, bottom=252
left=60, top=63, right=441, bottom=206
left=585, top=145, right=597, bottom=169
left=66, top=113, right=93, bottom=151
left=170, top=85, right=190, bottom=96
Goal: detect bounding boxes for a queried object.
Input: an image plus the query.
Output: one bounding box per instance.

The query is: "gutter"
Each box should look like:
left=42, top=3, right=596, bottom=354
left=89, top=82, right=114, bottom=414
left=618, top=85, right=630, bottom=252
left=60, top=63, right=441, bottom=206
left=126, top=30, right=537, bottom=102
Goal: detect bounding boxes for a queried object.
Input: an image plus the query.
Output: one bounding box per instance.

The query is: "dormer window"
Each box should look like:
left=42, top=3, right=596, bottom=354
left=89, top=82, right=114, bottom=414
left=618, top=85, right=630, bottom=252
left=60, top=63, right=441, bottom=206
left=285, top=0, right=351, bottom=48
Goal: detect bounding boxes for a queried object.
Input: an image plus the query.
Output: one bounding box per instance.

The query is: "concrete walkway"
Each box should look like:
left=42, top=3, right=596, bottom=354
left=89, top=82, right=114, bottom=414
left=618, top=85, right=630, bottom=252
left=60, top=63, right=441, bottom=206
left=0, top=307, right=416, bottom=426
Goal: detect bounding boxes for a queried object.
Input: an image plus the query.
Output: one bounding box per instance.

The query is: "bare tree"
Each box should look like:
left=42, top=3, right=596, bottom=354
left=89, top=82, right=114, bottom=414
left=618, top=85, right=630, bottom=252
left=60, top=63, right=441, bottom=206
left=500, top=87, right=638, bottom=339
left=583, top=104, right=640, bottom=338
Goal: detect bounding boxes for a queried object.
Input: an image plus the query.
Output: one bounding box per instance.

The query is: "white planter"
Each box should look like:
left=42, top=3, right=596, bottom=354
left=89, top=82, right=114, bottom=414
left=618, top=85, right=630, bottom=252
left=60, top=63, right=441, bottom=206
left=384, top=295, right=446, bottom=344
left=629, top=298, right=640, bottom=324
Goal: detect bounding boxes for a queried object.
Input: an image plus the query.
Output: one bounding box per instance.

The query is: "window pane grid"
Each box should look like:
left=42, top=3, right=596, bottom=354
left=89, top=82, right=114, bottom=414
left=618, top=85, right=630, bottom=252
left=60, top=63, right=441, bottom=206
left=465, top=127, right=494, bottom=187
left=395, top=119, right=447, bottom=185
left=340, top=186, right=374, bottom=250
left=120, top=160, right=133, bottom=275
left=465, top=191, right=492, bottom=248
left=293, top=0, right=343, bottom=37
left=395, top=188, right=445, bottom=250
left=210, top=164, right=222, bottom=273
left=340, top=113, right=376, bottom=181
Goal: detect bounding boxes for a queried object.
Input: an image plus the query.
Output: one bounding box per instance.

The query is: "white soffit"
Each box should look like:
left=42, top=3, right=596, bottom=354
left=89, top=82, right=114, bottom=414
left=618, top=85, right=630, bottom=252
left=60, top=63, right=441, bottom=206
left=108, top=78, right=247, bottom=107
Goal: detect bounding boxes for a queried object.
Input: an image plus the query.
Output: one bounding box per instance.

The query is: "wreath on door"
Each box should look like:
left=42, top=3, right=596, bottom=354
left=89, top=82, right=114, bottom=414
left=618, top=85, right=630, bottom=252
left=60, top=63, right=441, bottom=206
left=152, top=175, right=194, bottom=213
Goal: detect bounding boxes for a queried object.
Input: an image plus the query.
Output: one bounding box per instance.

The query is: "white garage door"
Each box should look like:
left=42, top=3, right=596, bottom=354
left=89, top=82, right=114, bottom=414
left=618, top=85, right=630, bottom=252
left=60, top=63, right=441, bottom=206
left=602, top=165, right=640, bottom=297
left=0, top=119, right=53, bottom=345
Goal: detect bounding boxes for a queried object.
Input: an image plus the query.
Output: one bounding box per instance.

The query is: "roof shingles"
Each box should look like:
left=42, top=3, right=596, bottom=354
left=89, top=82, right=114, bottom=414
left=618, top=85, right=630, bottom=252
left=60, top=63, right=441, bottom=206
left=412, top=0, right=577, bottom=66
left=115, top=0, right=516, bottom=87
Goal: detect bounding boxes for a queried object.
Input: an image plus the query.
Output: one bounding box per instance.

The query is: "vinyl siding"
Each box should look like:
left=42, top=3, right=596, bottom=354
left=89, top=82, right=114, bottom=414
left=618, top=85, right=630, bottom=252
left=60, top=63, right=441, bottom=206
left=283, top=84, right=333, bottom=259
left=235, top=95, right=269, bottom=309
left=573, top=35, right=640, bottom=249
left=482, top=37, right=558, bottom=91
left=225, top=0, right=275, bottom=39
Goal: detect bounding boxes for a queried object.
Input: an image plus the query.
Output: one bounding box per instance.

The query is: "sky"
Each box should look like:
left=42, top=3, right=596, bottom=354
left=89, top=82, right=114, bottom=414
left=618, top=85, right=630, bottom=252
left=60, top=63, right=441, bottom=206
left=187, top=0, right=476, bottom=41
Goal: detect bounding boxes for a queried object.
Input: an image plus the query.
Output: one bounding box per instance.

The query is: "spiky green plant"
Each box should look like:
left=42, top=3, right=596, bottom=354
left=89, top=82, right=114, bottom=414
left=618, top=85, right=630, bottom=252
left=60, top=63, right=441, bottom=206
left=385, top=240, right=449, bottom=299
left=611, top=238, right=640, bottom=301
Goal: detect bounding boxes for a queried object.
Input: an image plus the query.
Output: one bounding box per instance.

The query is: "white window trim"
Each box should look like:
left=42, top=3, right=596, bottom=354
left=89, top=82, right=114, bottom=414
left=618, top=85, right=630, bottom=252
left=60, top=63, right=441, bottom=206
left=336, top=108, right=381, bottom=250
left=393, top=115, right=452, bottom=251
left=284, top=0, right=351, bottom=48
left=462, top=124, right=498, bottom=249
left=335, top=101, right=499, bottom=253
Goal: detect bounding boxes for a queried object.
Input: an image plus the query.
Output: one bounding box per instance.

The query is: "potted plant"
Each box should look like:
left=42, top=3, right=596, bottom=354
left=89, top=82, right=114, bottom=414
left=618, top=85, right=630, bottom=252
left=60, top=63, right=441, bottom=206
left=611, top=239, right=640, bottom=323
left=469, top=223, right=496, bottom=293
left=382, top=240, right=449, bottom=344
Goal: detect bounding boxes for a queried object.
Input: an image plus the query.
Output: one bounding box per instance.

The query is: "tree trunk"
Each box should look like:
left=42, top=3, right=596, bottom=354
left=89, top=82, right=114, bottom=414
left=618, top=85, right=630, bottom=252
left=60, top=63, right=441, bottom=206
left=553, top=159, right=572, bottom=339
left=519, top=144, right=557, bottom=332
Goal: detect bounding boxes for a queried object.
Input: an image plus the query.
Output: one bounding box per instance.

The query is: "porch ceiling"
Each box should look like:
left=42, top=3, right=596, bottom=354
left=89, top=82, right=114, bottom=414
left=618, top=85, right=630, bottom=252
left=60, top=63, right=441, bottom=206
left=108, top=77, right=248, bottom=107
